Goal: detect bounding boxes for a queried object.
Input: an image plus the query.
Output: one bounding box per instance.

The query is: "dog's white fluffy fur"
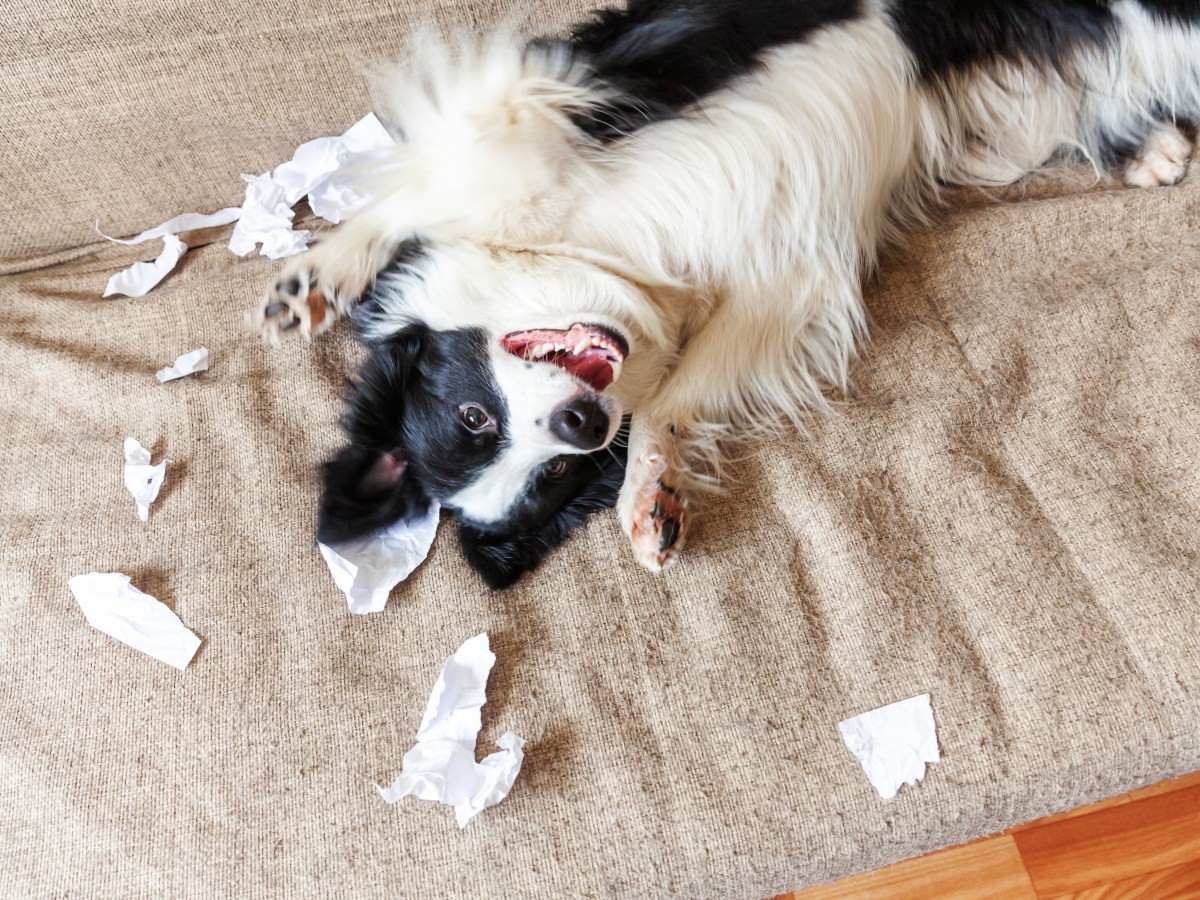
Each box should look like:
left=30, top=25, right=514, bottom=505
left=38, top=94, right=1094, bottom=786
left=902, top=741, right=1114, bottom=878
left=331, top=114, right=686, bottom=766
left=258, top=0, right=1199, bottom=571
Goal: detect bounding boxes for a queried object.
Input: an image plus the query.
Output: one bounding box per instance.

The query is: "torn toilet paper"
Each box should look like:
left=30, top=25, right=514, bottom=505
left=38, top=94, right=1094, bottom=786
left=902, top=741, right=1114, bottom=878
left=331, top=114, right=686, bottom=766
left=156, top=347, right=210, bottom=382
left=318, top=502, right=440, bottom=614
left=99, top=208, right=242, bottom=298
left=102, top=234, right=187, bottom=298
left=101, top=114, right=396, bottom=296
left=100, top=208, right=244, bottom=247
left=378, top=633, right=525, bottom=827
left=123, top=438, right=167, bottom=522
left=69, top=572, right=201, bottom=670
left=838, top=693, right=939, bottom=800
left=227, top=172, right=308, bottom=259
left=271, top=111, right=394, bottom=225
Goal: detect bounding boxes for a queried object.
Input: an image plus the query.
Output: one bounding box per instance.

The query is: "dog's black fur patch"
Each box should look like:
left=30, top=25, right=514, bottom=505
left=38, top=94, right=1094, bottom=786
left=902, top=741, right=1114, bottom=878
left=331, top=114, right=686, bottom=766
left=894, top=2, right=1200, bottom=79
left=891, top=1, right=1115, bottom=79
left=458, top=426, right=628, bottom=589
left=1137, top=0, right=1200, bottom=26
left=567, top=0, right=862, bottom=140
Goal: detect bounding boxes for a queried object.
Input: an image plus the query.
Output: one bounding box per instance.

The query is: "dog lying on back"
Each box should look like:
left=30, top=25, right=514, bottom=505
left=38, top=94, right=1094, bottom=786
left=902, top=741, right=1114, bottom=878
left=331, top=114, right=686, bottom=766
left=252, top=0, right=1199, bottom=588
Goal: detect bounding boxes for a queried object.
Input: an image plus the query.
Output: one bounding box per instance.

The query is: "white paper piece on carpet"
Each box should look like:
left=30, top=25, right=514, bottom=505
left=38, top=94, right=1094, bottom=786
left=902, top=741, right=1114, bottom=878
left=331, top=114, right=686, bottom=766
left=68, top=572, right=201, bottom=670
left=378, top=633, right=525, bottom=827
left=98, top=208, right=243, bottom=246
left=156, top=347, right=210, bottom=383
left=123, top=438, right=168, bottom=522
left=318, top=502, right=440, bottom=614
left=98, top=208, right=243, bottom=298
left=227, top=172, right=309, bottom=259
left=102, top=235, right=188, bottom=298
left=838, top=693, right=940, bottom=800
left=303, top=113, right=396, bottom=224
left=230, top=113, right=396, bottom=257
left=99, top=114, right=395, bottom=295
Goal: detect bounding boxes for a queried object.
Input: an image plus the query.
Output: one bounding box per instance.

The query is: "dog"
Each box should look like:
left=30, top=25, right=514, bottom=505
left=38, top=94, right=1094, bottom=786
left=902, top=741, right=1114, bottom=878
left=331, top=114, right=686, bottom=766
left=252, top=0, right=1200, bottom=588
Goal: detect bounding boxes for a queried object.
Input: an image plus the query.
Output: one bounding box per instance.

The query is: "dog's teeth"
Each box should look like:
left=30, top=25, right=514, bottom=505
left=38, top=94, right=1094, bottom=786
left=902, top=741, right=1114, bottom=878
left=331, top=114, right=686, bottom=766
left=573, top=337, right=590, bottom=355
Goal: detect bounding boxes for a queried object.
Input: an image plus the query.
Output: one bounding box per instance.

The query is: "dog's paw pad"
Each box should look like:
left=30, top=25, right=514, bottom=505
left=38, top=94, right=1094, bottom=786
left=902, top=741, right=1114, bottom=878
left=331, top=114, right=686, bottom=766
left=628, top=478, right=688, bottom=572
left=1124, top=124, right=1192, bottom=188
left=248, top=268, right=333, bottom=345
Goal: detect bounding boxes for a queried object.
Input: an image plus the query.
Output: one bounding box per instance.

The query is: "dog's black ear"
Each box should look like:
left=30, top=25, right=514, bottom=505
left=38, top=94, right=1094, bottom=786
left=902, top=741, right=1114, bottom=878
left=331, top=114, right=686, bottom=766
left=316, top=445, right=432, bottom=544
left=316, top=326, right=432, bottom=545
left=457, top=439, right=627, bottom=589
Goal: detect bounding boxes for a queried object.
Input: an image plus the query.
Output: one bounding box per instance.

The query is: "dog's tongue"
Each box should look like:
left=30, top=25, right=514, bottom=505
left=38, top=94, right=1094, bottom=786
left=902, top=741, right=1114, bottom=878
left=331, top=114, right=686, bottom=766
left=500, top=324, right=626, bottom=392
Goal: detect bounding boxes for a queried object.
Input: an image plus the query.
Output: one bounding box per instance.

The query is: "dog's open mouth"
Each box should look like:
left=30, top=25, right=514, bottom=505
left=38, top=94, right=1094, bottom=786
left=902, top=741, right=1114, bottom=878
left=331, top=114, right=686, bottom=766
left=500, top=323, right=629, bottom=392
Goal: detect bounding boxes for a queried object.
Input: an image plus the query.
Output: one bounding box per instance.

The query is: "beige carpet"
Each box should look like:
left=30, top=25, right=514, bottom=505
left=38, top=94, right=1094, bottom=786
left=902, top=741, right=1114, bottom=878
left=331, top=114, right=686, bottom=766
left=3, top=1, right=1199, bottom=896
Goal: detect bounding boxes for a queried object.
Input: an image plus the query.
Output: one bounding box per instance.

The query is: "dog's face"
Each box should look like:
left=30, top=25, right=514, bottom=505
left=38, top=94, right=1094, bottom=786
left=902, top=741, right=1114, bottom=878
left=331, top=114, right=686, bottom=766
left=316, top=321, right=631, bottom=588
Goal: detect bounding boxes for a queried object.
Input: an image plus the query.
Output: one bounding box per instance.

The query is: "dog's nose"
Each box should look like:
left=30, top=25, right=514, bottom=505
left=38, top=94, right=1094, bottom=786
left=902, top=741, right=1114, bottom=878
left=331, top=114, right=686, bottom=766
left=549, top=396, right=610, bottom=450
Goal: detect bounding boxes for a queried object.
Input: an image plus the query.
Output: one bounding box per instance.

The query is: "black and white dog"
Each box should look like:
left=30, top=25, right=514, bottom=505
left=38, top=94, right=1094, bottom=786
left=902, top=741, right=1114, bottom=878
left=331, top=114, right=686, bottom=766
left=253, top=0, right=1200, bottom=587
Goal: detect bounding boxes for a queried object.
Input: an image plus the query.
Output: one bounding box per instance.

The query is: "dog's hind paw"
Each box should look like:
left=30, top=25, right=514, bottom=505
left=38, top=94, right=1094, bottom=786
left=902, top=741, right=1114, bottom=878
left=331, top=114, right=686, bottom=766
left=1124, top=123, right=1192, bottom=188
left=620, top=454, right=689, bottom=573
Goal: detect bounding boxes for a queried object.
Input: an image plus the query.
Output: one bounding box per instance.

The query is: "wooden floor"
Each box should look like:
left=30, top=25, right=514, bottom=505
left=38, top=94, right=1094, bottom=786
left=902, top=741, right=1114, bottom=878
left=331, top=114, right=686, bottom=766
left=782, top=771, right=1200, bottom=900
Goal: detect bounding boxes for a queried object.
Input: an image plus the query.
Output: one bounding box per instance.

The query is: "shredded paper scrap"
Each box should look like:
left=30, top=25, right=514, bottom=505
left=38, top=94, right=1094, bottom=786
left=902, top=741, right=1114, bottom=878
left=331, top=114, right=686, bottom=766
left=100, top=114, right=395, bottom=297
left=377, top=633, right=525, bottom=827
left=318, top=503, right=441, bottom=614
left=156, top=347, right=210, bottom=382
left=838, top=693, right=939, bottom=800
left=123, top=438, right=167, bottom=522
left=69, top=572, right=201, bottom=670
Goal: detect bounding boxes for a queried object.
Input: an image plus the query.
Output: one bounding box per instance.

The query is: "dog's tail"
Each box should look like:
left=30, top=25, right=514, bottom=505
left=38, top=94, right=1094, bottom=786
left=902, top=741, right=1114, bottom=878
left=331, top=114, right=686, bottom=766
left=358, top=33, right=607, bottom=244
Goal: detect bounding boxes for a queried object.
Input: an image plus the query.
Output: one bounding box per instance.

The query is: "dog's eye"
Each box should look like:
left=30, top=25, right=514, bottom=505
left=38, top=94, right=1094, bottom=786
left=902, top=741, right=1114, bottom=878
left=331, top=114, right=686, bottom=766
left=546, top=458, right=569, bottom=478
left=458, top=404, right=490, bottom=431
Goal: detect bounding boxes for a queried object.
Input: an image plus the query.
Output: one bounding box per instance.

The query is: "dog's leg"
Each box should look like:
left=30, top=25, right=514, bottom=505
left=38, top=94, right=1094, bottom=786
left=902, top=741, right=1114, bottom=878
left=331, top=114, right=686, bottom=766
left=248, top=200, right=414, bottom=345
left=618, top=283, right=856, bottom=572
left=617, top=416, right=691, bottom=572
left=1123, top=123, right=1193, bottom=188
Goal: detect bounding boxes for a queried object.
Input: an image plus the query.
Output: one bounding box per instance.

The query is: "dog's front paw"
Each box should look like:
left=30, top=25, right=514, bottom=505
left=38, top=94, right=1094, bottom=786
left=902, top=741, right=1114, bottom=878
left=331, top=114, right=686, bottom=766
left=619, top=450, right=689, bottom=573
left=247, top=255, right=366, bottom=345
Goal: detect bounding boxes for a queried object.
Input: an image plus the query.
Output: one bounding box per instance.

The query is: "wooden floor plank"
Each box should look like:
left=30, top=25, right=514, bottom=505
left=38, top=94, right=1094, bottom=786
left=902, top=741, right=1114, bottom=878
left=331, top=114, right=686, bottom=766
left=1008, top=794, right=1131, bottom=832
left=1011, top=783, right=1200, bottom=897
left=1120, top=770, right=1200, bottom=804
left=785, top=835, right=1036, bottom=900
left=1046, top=858, right=1200, bottom=900
left=1010, top=771, right=1200, bottom=833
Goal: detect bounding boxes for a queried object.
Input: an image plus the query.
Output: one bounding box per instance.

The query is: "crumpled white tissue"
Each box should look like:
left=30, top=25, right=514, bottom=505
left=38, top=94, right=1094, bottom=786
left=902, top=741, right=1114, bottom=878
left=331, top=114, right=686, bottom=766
left=69, top=572, right=201, bottom=670
left=318, top=502, right=440, bottom=614
left=123, top=438, right=167, bottom=522
left=156, top=347, right=210, bottom=382
left=378, top=633, right=525, bottom=827
left=101, top=114, right=395, bottom=295
left=102, top=234, right=188, bottom=298
left=273, top=112, right=394, bottom=224
left=229, top=113, right=393, bottom=256
left=838, top=693, right=939, bottom=800
left=227, top=172, right=309, bottom=259
left=99, top=208, right=242, bottom=298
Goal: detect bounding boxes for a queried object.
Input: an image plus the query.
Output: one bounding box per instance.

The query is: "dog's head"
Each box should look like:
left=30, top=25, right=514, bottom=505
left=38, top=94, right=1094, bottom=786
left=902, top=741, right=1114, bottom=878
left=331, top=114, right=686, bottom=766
left=317, top=316, right=634, bottom=588
left=315, top=238, right=680, bottom=587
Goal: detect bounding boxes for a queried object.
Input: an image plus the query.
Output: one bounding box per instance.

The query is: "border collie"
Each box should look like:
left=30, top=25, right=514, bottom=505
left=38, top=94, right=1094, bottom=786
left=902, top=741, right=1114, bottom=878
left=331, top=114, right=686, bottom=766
left=252, top=0, right=1199, bottom=588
